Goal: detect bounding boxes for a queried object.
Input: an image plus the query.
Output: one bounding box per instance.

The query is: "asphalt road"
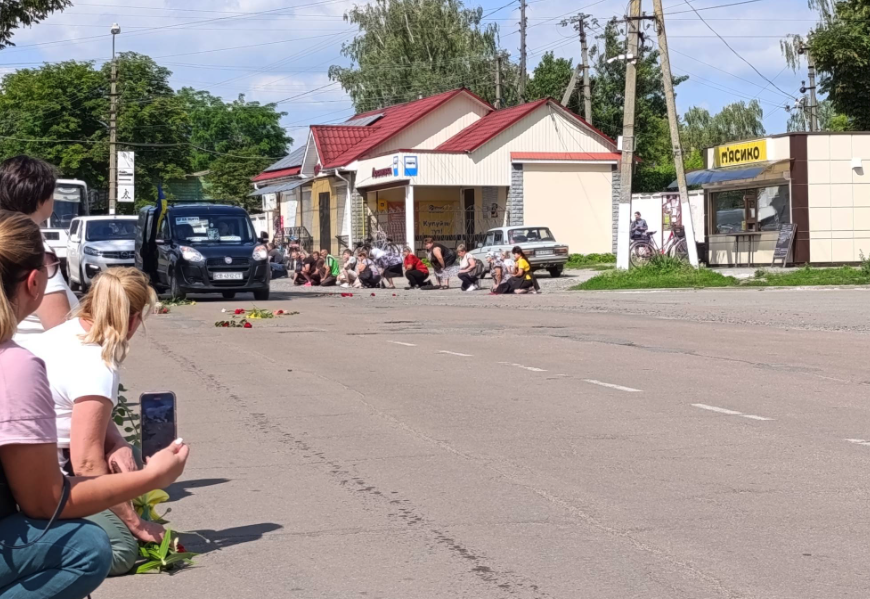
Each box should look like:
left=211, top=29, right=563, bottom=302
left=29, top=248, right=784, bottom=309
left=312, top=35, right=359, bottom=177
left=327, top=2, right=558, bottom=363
left=102, top=281, right=870, bottom=599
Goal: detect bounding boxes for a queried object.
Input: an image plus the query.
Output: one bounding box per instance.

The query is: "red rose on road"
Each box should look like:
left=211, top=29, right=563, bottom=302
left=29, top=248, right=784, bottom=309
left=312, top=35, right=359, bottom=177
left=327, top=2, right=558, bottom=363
left=243, top=322, right=252, bottom=329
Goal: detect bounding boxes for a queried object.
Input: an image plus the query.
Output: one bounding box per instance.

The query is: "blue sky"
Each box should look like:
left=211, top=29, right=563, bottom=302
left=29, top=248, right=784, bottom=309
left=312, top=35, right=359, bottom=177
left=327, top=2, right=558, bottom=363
left=0, top=0, right=820, bottom=149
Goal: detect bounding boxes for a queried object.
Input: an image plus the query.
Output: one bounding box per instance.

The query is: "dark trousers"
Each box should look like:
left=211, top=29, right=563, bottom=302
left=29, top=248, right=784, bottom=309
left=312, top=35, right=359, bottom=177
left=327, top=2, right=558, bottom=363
left=458, top=272, right=479, bottom=290
left=406, top=269, right=429, bottom=287
left=360, top=269, right=381, bottom=288
left=321, top=274, right=337, bottom=287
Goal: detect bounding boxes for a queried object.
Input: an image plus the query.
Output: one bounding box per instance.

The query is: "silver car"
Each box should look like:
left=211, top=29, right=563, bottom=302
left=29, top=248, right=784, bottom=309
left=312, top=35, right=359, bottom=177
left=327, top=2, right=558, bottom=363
left=470, top=226, right=569, bottom=277
left=66, top=216, right=138, bottom=291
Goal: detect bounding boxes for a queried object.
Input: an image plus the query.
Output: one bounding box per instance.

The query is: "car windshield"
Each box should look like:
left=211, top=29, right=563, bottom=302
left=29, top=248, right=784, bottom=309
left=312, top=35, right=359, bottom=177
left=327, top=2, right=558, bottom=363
left=172, top=214, right=254, bottom=245
left=508, top=228, right=555, bottom=243
left=86, top=220, right=136, bottom=241
left=48, top=185, right=86, bottom=230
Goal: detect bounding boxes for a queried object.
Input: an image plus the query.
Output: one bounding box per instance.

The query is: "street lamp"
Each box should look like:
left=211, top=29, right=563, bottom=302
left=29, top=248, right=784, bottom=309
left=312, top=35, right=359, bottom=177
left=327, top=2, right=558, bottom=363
left=109, top=23, right=120, bottom=214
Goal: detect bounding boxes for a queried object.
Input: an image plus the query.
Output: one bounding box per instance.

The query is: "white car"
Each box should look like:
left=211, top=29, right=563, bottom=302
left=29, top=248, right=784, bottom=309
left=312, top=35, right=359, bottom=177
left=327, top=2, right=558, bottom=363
left=470, top=226, right=569, bottom=277
left=67, top=216, right=138, bottom=291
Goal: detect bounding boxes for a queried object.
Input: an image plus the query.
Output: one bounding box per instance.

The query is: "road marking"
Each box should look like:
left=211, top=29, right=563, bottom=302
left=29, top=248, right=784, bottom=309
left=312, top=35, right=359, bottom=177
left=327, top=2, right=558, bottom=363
left=439, top=350, right=472, bottom=357
left=692, top=403, right=773, bottom=421
left=388, top=341, right=417, bottom=347
left=499, top=362, right=547, bottom=372
left=846, top=438, right=870, bottom=447
left=583, top=379, right=641, bottom=393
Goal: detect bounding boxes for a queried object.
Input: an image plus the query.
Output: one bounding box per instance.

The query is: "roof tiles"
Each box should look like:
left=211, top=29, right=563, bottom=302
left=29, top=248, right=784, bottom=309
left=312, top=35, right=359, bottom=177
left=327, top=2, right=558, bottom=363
left=435, top=99, right=548, bottom=153
left=314, top=88, right=492, bottom=169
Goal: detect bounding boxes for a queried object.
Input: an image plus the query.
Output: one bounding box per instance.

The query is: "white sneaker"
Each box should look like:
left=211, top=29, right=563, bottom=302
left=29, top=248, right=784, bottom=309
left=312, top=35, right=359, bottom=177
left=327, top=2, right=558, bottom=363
left=340, top=283, right=349, bottom=288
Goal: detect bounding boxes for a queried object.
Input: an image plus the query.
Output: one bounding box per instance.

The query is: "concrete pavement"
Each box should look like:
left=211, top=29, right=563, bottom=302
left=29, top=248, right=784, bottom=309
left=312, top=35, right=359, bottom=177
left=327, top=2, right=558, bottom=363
left=102, top=284, right=870, bottom=598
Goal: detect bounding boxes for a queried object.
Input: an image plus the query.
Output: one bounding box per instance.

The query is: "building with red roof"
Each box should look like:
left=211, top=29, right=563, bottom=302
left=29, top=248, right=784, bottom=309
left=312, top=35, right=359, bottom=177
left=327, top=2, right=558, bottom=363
left=253, top=88, right=622, bottom=256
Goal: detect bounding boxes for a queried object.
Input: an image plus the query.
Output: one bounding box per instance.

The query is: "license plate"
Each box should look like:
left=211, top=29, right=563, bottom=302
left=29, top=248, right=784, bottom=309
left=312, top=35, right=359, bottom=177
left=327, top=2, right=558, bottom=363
left=214, top=272, right=243, bottom=280
left=536, top=249, right=554, bottom=256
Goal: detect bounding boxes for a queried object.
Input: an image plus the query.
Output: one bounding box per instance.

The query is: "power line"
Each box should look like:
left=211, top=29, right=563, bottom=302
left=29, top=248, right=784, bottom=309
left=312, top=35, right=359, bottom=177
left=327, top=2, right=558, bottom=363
left=0, top=135, right=287, bottom=160
left=2, top=0, right=351, bottom=54
left=678, top=0, right=803, bottom=101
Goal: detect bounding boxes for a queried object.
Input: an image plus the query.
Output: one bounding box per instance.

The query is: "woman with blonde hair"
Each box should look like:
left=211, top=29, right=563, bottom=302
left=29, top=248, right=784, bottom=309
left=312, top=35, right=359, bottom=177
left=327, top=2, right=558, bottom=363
left=30, top=267, right=165, bottom=577
left=0, top=211, right=189, bottom=597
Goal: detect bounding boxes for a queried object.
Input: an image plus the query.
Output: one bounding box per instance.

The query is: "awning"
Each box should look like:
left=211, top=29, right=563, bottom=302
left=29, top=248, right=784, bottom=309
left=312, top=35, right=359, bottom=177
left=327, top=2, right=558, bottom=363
left=668, top=160, right=790, bottom=188
left=249, top=179, right=307, bottom=197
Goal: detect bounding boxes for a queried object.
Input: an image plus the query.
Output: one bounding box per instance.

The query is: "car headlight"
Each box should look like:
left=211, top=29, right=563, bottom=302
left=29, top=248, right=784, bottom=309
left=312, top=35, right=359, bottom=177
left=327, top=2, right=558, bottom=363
left=180, top=246, right=204, bottom=263
left=252, top=244, right=268, bottom=261
left=83, top=246, right=102, bottom=257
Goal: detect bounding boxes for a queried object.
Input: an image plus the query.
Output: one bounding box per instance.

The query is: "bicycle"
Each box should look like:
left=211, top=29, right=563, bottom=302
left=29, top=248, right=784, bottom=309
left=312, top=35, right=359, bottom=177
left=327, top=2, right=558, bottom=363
left=629, top=228, right=689, bottom=267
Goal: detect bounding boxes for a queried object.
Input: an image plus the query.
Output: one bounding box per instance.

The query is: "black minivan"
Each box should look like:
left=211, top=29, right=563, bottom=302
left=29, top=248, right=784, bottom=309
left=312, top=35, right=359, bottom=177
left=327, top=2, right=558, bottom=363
left=135, top=203, right=270, bottom=300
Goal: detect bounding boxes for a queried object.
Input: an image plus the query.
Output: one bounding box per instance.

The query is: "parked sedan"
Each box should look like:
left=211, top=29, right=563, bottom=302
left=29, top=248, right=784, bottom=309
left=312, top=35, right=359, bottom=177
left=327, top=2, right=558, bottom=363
left=66, top=216, right=138, bottom=291
left=470, top=226, right=569, bottom=277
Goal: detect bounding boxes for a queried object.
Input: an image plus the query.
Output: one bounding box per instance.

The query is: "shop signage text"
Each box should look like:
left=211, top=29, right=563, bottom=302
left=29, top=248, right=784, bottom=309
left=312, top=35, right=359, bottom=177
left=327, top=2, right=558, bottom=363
left=372, top=166, right=393, bottom=178
left=715, top=140, right=767, bottom=168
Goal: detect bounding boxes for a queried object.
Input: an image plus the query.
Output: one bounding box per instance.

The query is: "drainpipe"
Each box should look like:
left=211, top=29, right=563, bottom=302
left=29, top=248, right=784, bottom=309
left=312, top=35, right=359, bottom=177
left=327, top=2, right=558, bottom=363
left=334, top=170, right=353, bottom=250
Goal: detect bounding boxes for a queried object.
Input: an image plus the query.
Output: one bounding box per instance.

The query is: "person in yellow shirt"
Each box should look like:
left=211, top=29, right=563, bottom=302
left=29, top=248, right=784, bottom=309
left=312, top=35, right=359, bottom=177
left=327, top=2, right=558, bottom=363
left=492, top=246, right=536, bottom=295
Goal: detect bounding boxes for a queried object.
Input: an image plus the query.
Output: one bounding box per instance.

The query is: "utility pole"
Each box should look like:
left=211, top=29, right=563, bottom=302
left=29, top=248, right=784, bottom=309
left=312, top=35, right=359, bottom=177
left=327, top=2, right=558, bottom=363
left=651, top=0, right=699, bottom=267
left=580, top=17, right=592, bottom=124
left=615, top=0, right=641, bottom=270
left=803, top=45, right=818, bottom=132
left=518, top=0, right=527, bottom=101
left=495, top=54, right=502, bottom=109
left=559, top=14, right=592, bottom=123
left=108, top=23, right=120, bottom=215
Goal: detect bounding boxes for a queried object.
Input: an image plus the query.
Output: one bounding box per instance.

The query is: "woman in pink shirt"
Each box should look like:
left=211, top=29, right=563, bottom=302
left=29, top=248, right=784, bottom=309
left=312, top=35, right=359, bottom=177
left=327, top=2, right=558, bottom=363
left=0, top=210, right=190, bottom=599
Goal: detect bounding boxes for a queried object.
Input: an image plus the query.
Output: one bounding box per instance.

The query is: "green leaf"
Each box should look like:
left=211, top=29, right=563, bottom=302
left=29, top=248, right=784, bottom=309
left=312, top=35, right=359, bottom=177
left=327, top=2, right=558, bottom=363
left=158, top=528, right=173, bottom=559
left=135, top=560, right=163, bottom=574
left=113, top=416, right=124, bottom=426
left=124, top=427, right=134, bottom=432
left=139, top=546, right=151, bottom=558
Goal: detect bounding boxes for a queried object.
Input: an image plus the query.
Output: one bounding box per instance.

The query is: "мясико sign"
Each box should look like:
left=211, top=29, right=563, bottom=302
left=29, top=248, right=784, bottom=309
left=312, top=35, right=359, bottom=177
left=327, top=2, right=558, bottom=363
left=714, top=140, right=767, bottom=168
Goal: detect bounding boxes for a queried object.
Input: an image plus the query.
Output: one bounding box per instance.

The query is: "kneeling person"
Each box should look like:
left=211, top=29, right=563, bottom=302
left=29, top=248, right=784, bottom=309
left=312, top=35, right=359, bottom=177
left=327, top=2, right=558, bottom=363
left=30, top=268, right=166, bottom=577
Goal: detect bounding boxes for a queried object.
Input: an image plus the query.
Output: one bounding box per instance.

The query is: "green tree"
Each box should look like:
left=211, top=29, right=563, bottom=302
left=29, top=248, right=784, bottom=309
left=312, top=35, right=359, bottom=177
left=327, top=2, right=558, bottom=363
left=780, top=1, right=864, bottom=129
left=787, top=98, right=850, bottom=132
left=0, top=54, right=192, bottom=212
left=0, top=0, right=71, bottom=49
left=525, top=52, right=581, bottom=114
left=328, top=0, right=503, bottom=111
left=0, top=60, right=106, bottom=183
left=179, top=89, right=290, bottom=211
left=681, top=100, right=765, bottom=153
left=105, top=53, right=192, bottom=211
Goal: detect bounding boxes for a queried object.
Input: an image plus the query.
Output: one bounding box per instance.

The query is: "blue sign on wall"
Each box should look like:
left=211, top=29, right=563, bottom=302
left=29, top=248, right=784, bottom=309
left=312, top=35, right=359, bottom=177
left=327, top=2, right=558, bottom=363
left=392, top=156, right=399, bottom=177
left=404, top=155, right=418, bottom=177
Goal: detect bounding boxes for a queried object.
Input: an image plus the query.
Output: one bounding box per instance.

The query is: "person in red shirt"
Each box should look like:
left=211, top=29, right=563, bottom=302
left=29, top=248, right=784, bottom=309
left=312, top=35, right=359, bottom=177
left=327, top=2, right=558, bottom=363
left=403, top=246, right=430, bottom=289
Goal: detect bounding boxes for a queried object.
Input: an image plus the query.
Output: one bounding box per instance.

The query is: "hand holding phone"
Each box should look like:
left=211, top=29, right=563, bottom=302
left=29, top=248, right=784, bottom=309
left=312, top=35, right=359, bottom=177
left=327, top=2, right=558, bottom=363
left=140, top=392, right=177, bottom=460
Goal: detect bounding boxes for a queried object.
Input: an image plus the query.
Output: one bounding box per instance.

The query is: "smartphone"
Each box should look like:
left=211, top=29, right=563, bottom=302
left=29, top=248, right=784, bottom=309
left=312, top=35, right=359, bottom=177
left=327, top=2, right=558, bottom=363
left=140, top=392, right=177, bottom=460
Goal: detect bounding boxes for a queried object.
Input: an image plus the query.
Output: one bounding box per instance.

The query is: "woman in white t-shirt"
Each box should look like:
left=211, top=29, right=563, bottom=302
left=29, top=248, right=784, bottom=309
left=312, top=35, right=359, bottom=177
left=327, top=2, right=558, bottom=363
left=29, top=267, right=160, bottom=577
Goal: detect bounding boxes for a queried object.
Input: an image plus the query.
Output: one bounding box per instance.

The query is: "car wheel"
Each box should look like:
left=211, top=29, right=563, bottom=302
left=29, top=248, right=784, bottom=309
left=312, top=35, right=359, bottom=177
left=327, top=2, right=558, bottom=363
left=548, top=265, right=564, bottom=278
left=253, top=288, right=270, bottom=301
left=79, top=267, right=90, bottom=293
left=222, top=291, right=237, bottom=299
left=169, top=271, right=186, bottom=300
left=67, top=263, right=80, bottom=292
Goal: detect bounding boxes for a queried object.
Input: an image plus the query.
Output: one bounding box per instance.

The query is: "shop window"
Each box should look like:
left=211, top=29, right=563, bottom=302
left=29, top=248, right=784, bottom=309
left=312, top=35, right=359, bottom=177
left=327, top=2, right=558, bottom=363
left=712, top=185, right=789, bottom=234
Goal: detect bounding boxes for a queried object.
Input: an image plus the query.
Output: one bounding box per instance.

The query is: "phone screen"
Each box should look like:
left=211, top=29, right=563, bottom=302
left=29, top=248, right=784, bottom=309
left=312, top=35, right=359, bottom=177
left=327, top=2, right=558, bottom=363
left=140, top=392, right=177, bottom=460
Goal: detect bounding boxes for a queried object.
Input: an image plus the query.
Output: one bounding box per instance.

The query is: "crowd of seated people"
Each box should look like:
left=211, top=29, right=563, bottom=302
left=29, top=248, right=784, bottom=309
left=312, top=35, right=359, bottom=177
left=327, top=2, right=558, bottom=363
left=281, top=236, right=539, bottom=295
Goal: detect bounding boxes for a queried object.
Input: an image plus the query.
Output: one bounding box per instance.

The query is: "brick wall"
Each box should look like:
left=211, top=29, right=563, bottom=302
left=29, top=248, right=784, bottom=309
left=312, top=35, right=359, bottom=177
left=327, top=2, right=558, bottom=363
left=508, top=163, right=523, bottom=226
